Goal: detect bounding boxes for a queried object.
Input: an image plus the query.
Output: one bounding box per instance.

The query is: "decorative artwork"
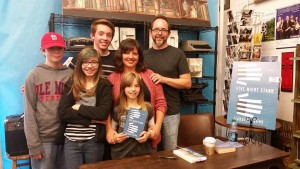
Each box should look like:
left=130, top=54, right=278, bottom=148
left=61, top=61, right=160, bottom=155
left=261, top=12, right=275, bottom=42
left=281, top=52, right=294, bottom=92
left=276, top=3, right=300, bottom=48
left=187, top=58, right=203, bottom=78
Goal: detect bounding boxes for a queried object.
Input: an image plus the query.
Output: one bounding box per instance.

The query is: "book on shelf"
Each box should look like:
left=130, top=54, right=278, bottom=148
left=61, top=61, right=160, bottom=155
left=173, top=147, right=207, bottom=163
left=180, top=0, right=209, bottom=20
left=123, top=107, right=148, bottom=139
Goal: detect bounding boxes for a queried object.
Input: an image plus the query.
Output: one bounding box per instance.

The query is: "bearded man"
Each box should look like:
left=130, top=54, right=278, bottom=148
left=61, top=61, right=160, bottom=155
left=144, top=15, right=192, bottom=151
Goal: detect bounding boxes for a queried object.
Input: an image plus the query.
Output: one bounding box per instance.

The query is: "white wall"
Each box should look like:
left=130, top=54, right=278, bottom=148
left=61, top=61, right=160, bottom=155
left=221, top=0, right=300, bottom=122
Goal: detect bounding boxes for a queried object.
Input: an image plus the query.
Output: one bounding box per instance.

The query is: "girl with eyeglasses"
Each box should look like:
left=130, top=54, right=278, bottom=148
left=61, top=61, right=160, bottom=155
left=56, top=47, right=113, bottom=169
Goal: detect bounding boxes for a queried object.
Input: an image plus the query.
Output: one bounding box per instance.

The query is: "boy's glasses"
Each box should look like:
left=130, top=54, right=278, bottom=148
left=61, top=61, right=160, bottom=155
left=151, top=28, right=169, bottom=34
left=82, top=61, right=99, bottom=67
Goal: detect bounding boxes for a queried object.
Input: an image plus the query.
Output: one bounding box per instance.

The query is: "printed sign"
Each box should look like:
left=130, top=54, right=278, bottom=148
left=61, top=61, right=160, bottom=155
left=227, top=62, right=280, bottom=130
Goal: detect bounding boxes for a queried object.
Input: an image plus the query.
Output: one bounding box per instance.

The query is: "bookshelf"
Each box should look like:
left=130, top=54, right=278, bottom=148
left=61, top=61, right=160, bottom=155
left=49, top=0, right=218, bottom=115
left=290, top=44, right=300, bottom=168
left=61, top=0, right=211, bottom=27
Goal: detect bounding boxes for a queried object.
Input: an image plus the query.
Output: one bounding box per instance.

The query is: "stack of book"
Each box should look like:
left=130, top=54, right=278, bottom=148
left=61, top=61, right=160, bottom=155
left=214, top=139, right=243, bottom=154
left=173, top=147, right=207, bottom=163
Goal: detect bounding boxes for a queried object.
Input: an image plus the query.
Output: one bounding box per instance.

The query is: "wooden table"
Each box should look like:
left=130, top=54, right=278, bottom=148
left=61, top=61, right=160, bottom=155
left=215, top=115, right=282, bottom=143
left=215, top=115, right=282, bottom=132
left=80, top=143, right=289, bottom=169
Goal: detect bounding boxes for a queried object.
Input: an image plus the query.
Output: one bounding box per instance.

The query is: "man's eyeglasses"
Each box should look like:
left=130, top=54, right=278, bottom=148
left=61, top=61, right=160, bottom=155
left=82, top=61, right=99, bottom=67
left=151, top=28, right=169, bottom=34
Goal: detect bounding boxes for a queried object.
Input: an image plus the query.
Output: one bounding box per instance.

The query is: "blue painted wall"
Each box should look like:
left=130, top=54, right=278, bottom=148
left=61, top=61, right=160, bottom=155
left=180, top=0, right=218, bottom=114
left=0, top=0, right=218, bottom=168
left=0, top=1, right=62, bottom=168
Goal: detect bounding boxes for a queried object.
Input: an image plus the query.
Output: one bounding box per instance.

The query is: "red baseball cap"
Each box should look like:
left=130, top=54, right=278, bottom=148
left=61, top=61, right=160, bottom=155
left=41, top=32, right=66, bottom=49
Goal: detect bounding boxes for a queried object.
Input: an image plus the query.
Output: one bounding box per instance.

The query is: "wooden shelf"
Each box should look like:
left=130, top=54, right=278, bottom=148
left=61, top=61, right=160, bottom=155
left=294, top=133, right=300, bottom=138
left=290, top=57, right=300, bottom=61
left=63, top=8, right=211, bottom=28
left=291, top=44, right=300, bottom=166
left=292, top=99, right=300, bottom=104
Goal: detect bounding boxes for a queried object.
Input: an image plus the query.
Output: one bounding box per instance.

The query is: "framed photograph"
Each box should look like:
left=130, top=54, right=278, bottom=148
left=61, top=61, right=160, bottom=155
left=276, top=3, right=300, bottom=48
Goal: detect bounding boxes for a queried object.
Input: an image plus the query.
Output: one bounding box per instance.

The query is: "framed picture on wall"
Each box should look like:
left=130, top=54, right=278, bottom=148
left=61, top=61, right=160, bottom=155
left=276, top=3, right=300, bottom=49
left=281, top=52, right=294, bottom=92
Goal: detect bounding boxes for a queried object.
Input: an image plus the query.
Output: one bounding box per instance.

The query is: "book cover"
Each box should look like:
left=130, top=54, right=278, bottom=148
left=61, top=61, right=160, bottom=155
left=173, top=147, right=207, bottom=163
left=123, top=107, right=148, bottom=138
left=227, top=62, right=280, bottom=130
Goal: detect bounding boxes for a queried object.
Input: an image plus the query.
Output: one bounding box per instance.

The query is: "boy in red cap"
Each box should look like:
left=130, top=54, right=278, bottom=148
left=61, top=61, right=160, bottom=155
left=24, top=32, right=72, bottom=169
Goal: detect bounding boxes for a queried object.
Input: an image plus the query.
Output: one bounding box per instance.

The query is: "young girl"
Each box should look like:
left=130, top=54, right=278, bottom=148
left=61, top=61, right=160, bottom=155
left=57, top=47, right=112, bottom=169
left=111, top=72, right=154, bottom=159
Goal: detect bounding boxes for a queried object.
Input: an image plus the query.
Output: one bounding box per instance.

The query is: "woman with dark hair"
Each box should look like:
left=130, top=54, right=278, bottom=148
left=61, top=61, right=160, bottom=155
left=106, top=38, right=167, bottom=152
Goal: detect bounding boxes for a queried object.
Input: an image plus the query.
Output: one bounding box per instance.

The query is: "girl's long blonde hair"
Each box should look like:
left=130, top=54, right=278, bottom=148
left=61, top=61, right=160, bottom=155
left=118, top=72, right=147, bottom=116
left=71, top=48, right=102, bottom=100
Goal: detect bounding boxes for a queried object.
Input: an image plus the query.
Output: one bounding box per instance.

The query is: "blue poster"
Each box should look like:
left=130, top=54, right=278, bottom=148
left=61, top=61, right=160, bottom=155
left=227, top=62, right=280, bottom=130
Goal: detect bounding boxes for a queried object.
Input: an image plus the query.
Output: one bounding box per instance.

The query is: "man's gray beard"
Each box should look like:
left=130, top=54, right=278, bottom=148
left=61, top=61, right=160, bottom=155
left=154, top=38, right=167, bottom=47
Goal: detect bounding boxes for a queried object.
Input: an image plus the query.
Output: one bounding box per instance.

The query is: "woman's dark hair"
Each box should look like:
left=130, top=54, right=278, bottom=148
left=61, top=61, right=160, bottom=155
left=114, top=38, right=146, bottom=73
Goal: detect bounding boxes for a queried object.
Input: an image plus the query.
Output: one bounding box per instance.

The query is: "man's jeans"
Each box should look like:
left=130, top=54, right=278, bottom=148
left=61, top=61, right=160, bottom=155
left=31, top=142, right=65, bottom=169
left=64, top=139, right=104, bottom=169
left=160, top=113, right=180, bottom=150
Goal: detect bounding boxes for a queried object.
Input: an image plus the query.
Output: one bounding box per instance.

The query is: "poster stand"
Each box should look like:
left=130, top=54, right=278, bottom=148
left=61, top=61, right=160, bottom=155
left=242, top=117, right=265, bottom=146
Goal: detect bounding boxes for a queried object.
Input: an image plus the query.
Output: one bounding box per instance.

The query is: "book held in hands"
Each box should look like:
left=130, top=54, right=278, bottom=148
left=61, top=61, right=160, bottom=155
left=123, top=107, right=147, bottom=139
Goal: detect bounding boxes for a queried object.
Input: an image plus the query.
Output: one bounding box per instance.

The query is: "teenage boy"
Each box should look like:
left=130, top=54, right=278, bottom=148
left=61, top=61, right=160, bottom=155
left=144, top=15, right=192, bottom=151
left=90, top=18, right=116, bottom=78
left=89, top=18, right=117, bottom=160
left=69, top=19, right=116, bottom=77
left=24, top=32, right=72, bottom=169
